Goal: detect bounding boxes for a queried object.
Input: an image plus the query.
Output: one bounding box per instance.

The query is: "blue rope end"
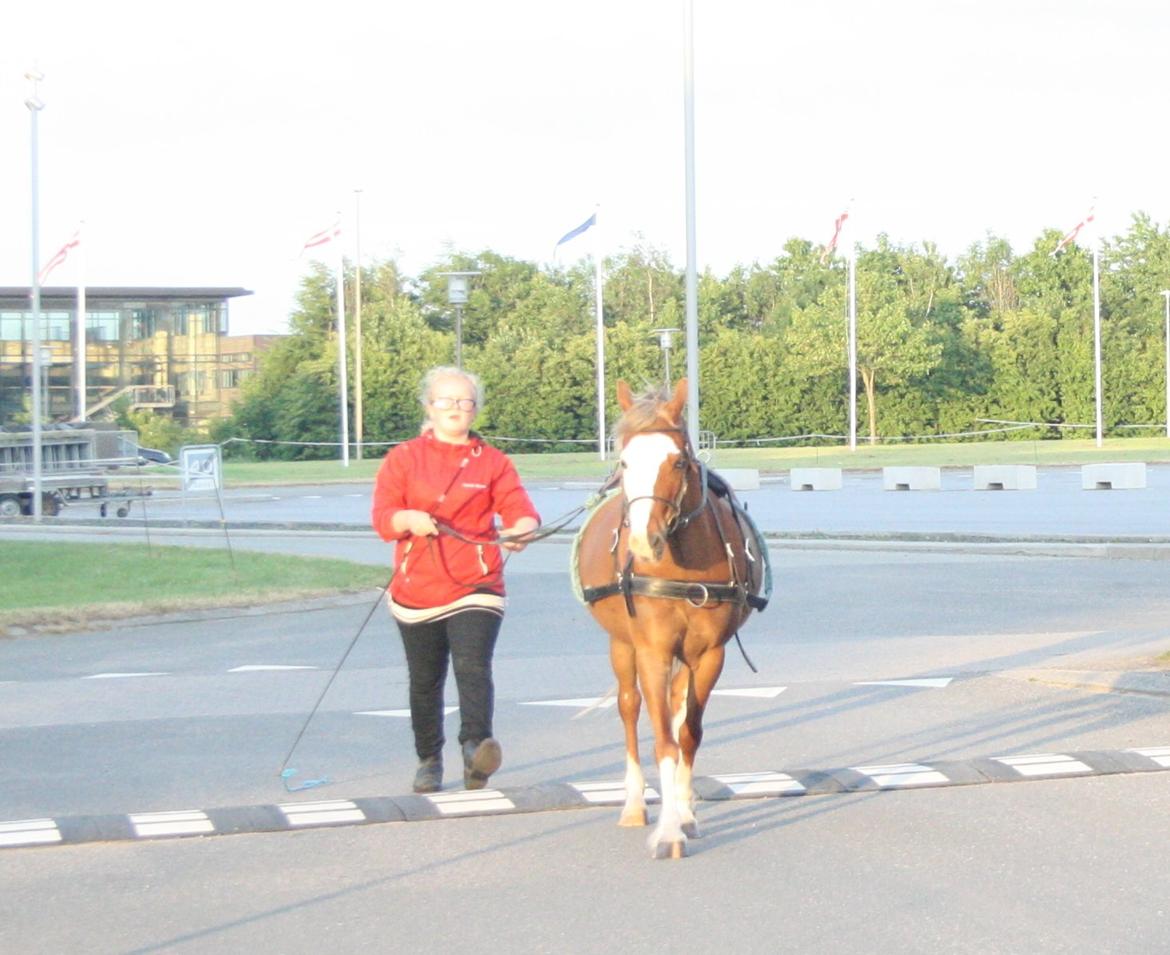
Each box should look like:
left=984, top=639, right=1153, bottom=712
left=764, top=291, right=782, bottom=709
left=281, top=768, right=332, bottom=792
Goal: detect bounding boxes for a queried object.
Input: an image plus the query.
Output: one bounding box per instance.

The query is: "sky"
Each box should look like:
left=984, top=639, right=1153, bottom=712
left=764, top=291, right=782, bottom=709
left=4, top=0, right=1168, bottom=336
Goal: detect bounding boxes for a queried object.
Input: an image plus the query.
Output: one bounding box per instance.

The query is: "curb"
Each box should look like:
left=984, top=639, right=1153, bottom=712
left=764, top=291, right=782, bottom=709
left=5, top=745, right=1169, bottom=850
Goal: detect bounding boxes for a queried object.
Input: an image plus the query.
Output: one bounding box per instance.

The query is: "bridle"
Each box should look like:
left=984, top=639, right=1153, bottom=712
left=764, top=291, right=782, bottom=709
left=618, top=427, right=708, bottom=537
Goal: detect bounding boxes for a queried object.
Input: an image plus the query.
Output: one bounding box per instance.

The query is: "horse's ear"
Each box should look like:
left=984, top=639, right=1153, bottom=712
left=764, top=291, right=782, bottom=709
left=616, top=379, right=634, bottom=411
left=666, top=378, right=687, bottom=419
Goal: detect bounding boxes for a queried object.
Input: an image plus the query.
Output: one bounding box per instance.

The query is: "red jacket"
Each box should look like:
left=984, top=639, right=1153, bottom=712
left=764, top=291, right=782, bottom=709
left=371, top=431, right=540, bottom=608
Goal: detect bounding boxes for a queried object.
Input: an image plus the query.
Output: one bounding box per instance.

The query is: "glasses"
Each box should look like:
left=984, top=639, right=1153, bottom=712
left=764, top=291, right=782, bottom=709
left=430, top=396, right=477, bottom=411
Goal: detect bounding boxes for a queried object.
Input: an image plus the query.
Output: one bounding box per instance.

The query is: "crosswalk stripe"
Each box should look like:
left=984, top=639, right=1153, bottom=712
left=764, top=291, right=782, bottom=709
left=0, top=819, right=61, bottom=847
left=993, top=753, right=1092, bottom=777
left=130, top=810, right=214, bottom=837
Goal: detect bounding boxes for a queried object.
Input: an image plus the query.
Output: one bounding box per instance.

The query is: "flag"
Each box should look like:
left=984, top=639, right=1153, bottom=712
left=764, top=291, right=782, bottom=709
left=38, top=229, right=81, bottom=284
left=555, top=212, right=597, bottom=249
left=820, top=211, right=849, bottom=265
left=302, top=220, right=341, bottom=253
left=1052, top=206, right=1095, bottom=256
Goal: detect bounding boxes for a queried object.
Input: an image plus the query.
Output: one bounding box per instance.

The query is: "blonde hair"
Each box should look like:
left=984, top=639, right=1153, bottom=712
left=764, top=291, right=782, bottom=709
left=418, top=366, right=484, bottom=421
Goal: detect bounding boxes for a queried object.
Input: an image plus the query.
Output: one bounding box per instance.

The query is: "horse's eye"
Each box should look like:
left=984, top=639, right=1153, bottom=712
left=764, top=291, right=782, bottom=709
left=674, top=457, right=688, bottom=469
left=619, top=460, right=628, bottom=469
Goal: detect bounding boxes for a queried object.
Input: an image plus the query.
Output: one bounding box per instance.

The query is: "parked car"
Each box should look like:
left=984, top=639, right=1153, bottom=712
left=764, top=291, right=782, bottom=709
left=137, top=447, right=173, bottom=466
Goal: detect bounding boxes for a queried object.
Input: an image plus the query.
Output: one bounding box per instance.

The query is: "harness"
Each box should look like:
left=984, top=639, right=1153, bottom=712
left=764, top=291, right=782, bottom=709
left=573, top=431, right=771, bottom=616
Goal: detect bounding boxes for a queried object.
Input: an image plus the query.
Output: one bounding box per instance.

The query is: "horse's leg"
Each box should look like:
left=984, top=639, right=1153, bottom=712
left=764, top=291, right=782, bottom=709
left=675, top=643, right=725, bottom=840
left=610, top=636, right=646, bottom=827
left=669, top=663, right=698, bottom=839
left=638, top=644, right=686, bottom=859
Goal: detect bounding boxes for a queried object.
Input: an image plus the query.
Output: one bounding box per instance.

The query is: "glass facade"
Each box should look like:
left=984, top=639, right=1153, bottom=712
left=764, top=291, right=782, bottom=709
left=0, top=289, right=256, bottom=425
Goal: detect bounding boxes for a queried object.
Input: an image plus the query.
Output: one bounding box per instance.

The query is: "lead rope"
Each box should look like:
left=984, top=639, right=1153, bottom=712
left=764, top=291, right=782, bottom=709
left=279, top=578, right=392, bottom=792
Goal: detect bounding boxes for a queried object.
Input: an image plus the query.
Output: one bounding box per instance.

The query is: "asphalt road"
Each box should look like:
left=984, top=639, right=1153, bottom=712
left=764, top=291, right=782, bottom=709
left=52, top=461, right=1170, bottom=539
left=4, top=482, right=1170, bottom=952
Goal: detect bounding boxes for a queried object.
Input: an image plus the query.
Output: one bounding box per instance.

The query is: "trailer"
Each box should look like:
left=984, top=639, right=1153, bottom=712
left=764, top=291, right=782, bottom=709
left=0, top=425, right=153, bottom=518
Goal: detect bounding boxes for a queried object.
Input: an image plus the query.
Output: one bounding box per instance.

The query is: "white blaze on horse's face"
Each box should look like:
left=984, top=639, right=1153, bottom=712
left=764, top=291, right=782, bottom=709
left=621, top=432, right=683, bottom=562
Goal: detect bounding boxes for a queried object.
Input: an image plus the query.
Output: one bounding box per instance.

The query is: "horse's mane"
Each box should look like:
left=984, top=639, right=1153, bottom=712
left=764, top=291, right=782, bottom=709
left=613, top=384, right=678, bottom=449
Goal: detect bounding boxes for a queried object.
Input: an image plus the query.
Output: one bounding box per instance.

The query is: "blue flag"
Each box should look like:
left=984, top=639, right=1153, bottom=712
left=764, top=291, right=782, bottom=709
left=555, top=212, right=597, bottom=248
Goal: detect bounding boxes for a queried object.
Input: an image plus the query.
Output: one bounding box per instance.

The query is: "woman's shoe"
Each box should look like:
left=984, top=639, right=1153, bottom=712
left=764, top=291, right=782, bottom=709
left=462, top=738, right=502, bottom=790
left=413, top=755, right=443, bottom=793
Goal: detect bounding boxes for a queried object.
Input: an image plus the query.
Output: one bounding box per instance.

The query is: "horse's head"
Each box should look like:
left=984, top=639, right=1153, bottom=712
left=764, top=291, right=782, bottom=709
left=614, top=378, right=692, bottom=563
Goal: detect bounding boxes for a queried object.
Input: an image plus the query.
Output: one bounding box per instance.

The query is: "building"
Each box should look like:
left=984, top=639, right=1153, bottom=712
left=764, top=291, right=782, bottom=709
left=0, top=287, right=281, bottom=427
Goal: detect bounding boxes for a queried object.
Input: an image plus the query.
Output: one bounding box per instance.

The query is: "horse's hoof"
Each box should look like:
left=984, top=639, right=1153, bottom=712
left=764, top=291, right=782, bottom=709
left=618, top=808, right=648, bottom=828
left=681, top=820, right=700, bottom=839
left=652, top=840, right=687, bottom=860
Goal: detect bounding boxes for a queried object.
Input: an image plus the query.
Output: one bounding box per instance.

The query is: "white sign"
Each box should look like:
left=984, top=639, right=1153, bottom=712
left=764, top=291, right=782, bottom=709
left=180, top=444, right=222, bottom=492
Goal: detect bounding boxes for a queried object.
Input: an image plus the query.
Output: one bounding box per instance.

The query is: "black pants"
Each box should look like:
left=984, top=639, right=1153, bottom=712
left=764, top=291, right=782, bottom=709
left=396, top=610, right=502, bottom=761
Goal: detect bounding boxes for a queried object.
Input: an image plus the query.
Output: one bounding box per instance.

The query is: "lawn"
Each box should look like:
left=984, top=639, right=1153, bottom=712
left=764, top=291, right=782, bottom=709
left=0, top=541, right=388, bottom=635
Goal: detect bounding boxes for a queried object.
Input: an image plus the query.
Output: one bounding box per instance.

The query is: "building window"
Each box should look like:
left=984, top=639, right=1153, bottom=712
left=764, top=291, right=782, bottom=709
left=218, top=368, right=242, bottom=389
left=0, top=311, right=25, bottom=341
left=43, top=312, right=72, bottom=341
left=87, top=312, right=120, bottom=342
left=131, top=310, right=158, bottom=339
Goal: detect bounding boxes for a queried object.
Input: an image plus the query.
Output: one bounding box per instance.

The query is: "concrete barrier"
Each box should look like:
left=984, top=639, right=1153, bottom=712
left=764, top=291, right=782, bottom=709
left=717, top=467, right=761, bottom=491
left=973, top=465, right=1037, bottom=491
left=789, top=467, right=843, bottom=491
left=1081, top=462, right=1147, bottom=490
left=882, top=466, right=941, bottom=491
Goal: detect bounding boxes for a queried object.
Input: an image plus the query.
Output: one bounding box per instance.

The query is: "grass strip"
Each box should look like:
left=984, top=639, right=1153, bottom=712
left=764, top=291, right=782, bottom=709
left=0, top=541, right=388, bottom=635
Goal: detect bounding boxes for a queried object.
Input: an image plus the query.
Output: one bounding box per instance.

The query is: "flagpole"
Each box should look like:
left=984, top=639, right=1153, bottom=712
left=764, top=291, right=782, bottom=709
left=593, top=205, right=605, bottom=460
left=353, top=189, right=363, bottom=461
left=335, top=219, right=350, bottom=467
left=27, top=71, right=45, bottom=521
left=76, top=221, right=86, bottom=420
left=682, top=0, right=699, bottom=447
left=1092, top=229, right=1102, bottom=448
left=848, top=247, right=857, bottom=451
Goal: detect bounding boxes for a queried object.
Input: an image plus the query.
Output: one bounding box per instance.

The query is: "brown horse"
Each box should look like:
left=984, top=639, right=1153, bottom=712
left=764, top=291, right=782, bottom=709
left=574, top=378, right=768, bottom=858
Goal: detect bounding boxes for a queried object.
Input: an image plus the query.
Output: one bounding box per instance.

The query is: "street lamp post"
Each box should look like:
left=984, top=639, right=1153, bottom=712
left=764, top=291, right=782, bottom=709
left=26, top=70, right=45, bottom=521
left=441, top=271, right=481, bottom=369
left=651, top=327, right=680, bottom=386
left=1162, top=290, right=1170, bottom=440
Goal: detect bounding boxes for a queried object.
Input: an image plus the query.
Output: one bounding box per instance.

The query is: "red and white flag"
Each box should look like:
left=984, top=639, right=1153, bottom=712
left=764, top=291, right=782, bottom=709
left=820, top=211, right=849, bottom=265
left=302, top=220, right=341, bottom=253
left=1052, top=206, right=1095, bottom=256
left=38, top=228, right=82, bottom=284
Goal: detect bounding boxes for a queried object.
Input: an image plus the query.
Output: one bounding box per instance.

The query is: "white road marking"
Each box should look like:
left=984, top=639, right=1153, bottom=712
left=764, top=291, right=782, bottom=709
left=355, top=707, right=458, bottom=718
left=993, top=753, right=1092, bottom=776
left=569, top=781, right=660, bottom=804
left=82, top=672, right=169, bottom=679
left=0, top=818, right=61, bottom=847
left=853, top=762, right=950, bottom=787
left=1128, top=746, right=1170, bottom=768
left=711, top=686, right=787, bottom=699
left=712, top=771, right=805, bottom=795
left=130, top=810, right=214, bottom=838
left=228, top=665, right=318, bottom=672
left=280, top=799, right=366, bottom=827
left=519, top=697, right=618, bottom=709
left=427, top=790, right=515, bottom=814
left=854, top=677, right=955, bottom=688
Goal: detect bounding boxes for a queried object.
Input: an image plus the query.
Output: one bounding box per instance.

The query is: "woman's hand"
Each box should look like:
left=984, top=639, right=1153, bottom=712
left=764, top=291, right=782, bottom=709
left=396, top=509, right=438, bottom=538
left=499, top=517, right=539, bottom=552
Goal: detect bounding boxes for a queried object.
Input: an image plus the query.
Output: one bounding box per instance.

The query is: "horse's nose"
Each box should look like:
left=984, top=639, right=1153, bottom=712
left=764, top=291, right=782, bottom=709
left=629, top=529, right=666, bottom=562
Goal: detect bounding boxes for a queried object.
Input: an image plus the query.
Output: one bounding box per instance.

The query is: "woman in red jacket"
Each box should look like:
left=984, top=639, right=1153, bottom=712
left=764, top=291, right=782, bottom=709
left=372, top=366, right=540, bottom=793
